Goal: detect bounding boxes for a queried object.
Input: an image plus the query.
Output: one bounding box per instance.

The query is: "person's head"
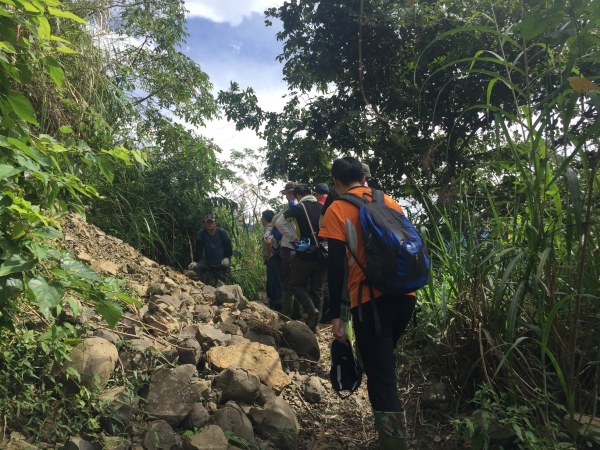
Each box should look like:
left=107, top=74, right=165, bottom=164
left=331, top=157, right=365, bottom=194
left=280, top=181, right=297, bottom=202
left=361, top=162, right=371, bottom=186
left=314, top=183, right=329, bottom=201
left=293, top=184, right=312, bottom=200
left=261, top=210, right=275, bottom=227
left=204, top=213, right=217, bottom=233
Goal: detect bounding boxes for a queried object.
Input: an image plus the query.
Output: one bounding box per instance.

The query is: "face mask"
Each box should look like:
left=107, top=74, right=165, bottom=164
left=289, top=199, right=297, bottom=207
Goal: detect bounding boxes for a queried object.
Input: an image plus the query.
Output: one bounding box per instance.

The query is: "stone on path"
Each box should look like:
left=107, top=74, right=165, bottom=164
left=143, top=420, right=180, bottom=450
left=63, top=337, right=118, bottom=390
left=213, top=366, right=260, bottom=404
left=177, top=338, right=201, bottom=366
left=183, top=425, right=228, bottom=450
left=421, top=382, right=450, bottom=411
left=251, top=396, right=299, bottom=450
left=257, top=384, right=276, bottom=406
left=182, top=404, right=210, bottom=430
left=212, top=402, right=255, bottom=444
left=302, top=376, right=326, bottom=404
left=145, top=365, right=200, bottom=426
left=206, top=342, right=290, bottom=392
left=214, top=284, right=246, bottom=307
left=282, top=321, right=320, bottom=361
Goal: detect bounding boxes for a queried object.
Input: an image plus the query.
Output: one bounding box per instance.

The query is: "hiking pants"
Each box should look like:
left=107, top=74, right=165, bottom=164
left=280, top=247, right=294, bottom=296
left=290, top=257, right=327, bottom=307
left=266, top=254, right=283, bottom=305
left=352, top=294, right=416, bottom=412
left=194, top=259, right=228, bottom=284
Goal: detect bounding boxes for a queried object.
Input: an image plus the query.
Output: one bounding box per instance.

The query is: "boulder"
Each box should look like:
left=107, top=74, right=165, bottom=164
left=257, top=384, right=276, bottom=407
left=183, top=425, right=228, bottom=450
left=181, top=404, right=210, bottom=430
left=227, top=336, right=251, bottom=347
left=94, top=329, right=119, bottom=345
left=213, top=366, right=260, bottom=404
left=218, top=323, right=241, bottom=336
left=143, top=421, right=179, bottom=450
left=100, top=386, right=135, bottom=434
left=421, top=382, right=450, bottom=411
left=251, top=397, right=299, bottom=450
left=244, top=331, right=276, bottom=348
left=194, top=305, right=213, bottom=322
left=63, top=337, right=118, bottom=390
left=147, top=283, right=166, bottom=297
left=91, top=259, right=120, bottom=276
left=282, top=321, right=320, bottom=361
left=145, top=365, right=200, bottom=426
left=212, top=402, right=254, bottom=443
left=190, top=379, right=212, bottom=400
left=177, top=338, right=201, bottom=366
left=563, top=414, right=600, bottom=447
left=302, top=376, right=326, bottom=404
left=64, top=437, right=95, bottom=450
left=278, top=348, right=300, bottom=372
left=202, top=286, right=217, bottom=304
left=206, top=342, right=290, bottom=392
left=214, top=285, right=245, bottom=307
left=197, top=325, right=231, bottom=351
left=152, top=295, right=182, bottom=311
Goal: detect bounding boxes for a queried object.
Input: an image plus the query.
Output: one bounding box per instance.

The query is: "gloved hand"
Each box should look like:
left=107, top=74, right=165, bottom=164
left=188, top=262, right=198, bottom=270
left=221, top=258, right=230, bottom=268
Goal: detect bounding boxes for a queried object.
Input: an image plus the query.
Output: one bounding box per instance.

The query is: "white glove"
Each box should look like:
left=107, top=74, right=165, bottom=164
left=188, top=262, right=198, bottom=270
left=221, top=258, right=230, bottom=268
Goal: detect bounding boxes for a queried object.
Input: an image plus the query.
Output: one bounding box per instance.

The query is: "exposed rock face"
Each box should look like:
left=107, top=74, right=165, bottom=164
left=421, top=382, right=450, bottom=411
left=213, top=366, right=261, bottom=404
left=181, top=404, right=210, bottom=430
left=145, top=365, right=200, bottom=426
left=206, top=342, right=291, bottom=392
left=63, top=337, right=119, bottom=390
left=143, top=420, right=180, bottom=450
left=251, top=397, right=299, bottom=450
left=182, top=425, right=228, bottom=450
left=211, top=402, right=254, bottom=443
left=302, top=376, right=326, bottom=404
left=283, top=321, right=320, bottom=361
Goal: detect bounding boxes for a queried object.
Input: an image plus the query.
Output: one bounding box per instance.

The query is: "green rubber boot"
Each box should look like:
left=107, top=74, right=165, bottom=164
left=374, top=410, right=409, bottom=450
left=282, top=292, right=302, bottom=320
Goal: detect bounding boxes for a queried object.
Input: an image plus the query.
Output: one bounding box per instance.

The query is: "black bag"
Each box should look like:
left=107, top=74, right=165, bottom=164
left=329, top=339, right=363, bottom=398
left=299, top=202, right=328, bottom=263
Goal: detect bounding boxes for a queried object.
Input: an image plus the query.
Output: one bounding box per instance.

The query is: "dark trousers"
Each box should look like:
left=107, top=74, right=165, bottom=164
left=266, top=255, right=283, bottom=304
left=194, top=259, right=228, bottom=284
left=352, top=294, right=416, bottom=412
left=280, top=247, right=294, bottom=295
left=290, top=257, right=327, bottom=305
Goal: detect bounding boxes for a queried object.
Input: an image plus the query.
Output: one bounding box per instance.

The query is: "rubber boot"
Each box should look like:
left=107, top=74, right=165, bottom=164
left=282, top=293, right=302, bottom=320
left=310, top=302, right=323, bottom=334
left=374, top=411, right=408, bottom=450
left=293, top=289, right=318, bottom=328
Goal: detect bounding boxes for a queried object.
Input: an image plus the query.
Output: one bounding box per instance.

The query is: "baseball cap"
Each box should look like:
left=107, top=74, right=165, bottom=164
left=315, top=183, right=329, bottom=194
left=280, top=181, right=297, bottom=195
left=361, top=163, right=371, bottom=178
left=204, top=213, right=216, bottom=222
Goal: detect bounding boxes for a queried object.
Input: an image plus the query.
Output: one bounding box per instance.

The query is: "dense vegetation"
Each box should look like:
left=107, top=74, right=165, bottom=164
left=0, top=0, right=599, bottom=447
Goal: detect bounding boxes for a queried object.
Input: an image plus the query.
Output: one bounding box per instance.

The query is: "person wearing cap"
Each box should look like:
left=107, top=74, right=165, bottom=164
left=361, top=162, right=371, bottom=187
left=188, top=213, right=233, bottom=285
left=261, top=210, right=283, bottom=312
left=314, top=183, right=329, bottom=204
left=271, top=182, right=302, bottom=319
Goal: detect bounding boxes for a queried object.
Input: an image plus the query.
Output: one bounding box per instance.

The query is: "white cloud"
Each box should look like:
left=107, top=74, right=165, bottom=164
left=185, top=0, right=279, bottom=25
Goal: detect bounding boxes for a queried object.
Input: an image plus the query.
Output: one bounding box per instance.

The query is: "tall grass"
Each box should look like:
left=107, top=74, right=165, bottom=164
left=413, top=0, right=600, bottom=445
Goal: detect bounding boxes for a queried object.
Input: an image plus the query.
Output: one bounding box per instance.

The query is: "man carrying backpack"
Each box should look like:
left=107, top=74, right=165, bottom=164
left=188, top=213, right=233, bottom=285
left=320, top=157, right=427, bottom=450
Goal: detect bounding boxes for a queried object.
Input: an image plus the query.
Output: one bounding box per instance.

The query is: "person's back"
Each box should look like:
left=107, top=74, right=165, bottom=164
left=188, top=214, right=232, bottom=285
left=284, top=200, right=323, bottom=261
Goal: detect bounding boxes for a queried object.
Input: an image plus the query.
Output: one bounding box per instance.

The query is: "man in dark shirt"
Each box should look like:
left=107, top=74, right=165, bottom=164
left=188, top=213, right=233, bottom=285
left=274, top=185, right=326, bottom=333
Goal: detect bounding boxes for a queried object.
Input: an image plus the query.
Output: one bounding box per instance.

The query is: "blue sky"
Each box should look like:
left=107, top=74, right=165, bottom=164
left=181, top=2, right=288, bottom=165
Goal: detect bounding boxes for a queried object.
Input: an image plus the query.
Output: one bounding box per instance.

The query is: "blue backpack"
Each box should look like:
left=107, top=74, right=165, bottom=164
left=338, top=189, right=430, bottom=300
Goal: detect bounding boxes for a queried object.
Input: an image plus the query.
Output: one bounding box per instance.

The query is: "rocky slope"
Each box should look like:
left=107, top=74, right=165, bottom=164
left=1, top=213, right=462, bottom=450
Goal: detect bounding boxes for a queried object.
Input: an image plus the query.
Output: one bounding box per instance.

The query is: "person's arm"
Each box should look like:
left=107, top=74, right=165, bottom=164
left=265, top=236, right=273, bottom=261
left=221, top=229, right=233, bottom=259
left=327, top=238, right=346, bottom=320
left=193, top=229, right=204, bottom=262
left=275, top=213, right=298, bottom=242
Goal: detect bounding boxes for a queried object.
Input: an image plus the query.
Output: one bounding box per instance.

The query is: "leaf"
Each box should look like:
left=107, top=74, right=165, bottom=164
left=568, top=77, right=600, bottom=93
left=97, top=154, right=114, bottom=184
left=0, top=163, right=23, bottom=179
left=114, top=291, right=141, bottom=306
left=60, top=258, right=102, bottom=282
left=55, top=45, right=78, bottom=54
left=66, top=296, right=80, bottom=318
left=0, top=254, right=37, bottom=276
left=47, top=6, right=86, bottom=24
left=96, top=301, right=122, bottom=328
left=41, top=56, right=64, bottom=87
left=32, top=226, right=63, bottom=238
left=59, top=125, right=73, bottom=134
left=0, top=276, right=23, bottom=302
left=6, top=90, right=38, bottom=125
left=37, top=16, right=51, bottom=40
left=0, top=41, right=16, bottom=53
left=27, top=276, right=64, bottom=319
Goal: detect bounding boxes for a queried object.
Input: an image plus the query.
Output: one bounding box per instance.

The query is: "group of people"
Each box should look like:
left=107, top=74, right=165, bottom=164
left=189, top=157, right=415, bottom=449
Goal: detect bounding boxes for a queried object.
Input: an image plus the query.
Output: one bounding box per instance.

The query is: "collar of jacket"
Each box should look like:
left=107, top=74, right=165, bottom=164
left=298, top=195, right=317, bottom=203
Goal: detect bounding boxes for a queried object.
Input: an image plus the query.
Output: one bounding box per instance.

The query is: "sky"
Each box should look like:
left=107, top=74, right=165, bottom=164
left=181, top=1, right=288, bottom=194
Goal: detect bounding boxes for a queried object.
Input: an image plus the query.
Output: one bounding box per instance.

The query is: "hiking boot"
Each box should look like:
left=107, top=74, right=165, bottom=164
left=374, top=410, right=408, bottom=450
left=294, top=290, right=318, bottom=329
left=310, top=302, right=323, bottom=333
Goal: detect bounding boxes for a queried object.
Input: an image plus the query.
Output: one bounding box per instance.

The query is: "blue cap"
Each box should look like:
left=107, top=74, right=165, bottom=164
left=315, top=183, right=329, bottom=194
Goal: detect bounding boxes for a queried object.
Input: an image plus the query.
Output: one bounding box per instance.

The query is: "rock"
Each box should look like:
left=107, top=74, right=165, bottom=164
left=563, top=413, right=600, bottom=446
left=7, top=433, right=36, bottom=450
left=91, top=259, right=120, bottom=275
left=101, top=434, right=132, bottom=450
left=244, top=331, right=277, bottom=348
left=302, top=376, right=326, bottom=404
left=128, top=336, right=155, bottom=352
left=202, top=286, right=217, bottom=303
left=120, top=350, right=151, bottom=372
left=147, top=283, right=166, bottom=297
left=63, top=337, right=118, bottom=390
left=190, top=379, right=212, bottom=400
left=257, top=384, right=276, bottom=406
left=213, top=366, right=260, bottom=404
left=77, top=251, right=93, bottom=262
left=214, top=311, right=233, bottom=324
left=252, top=397, right=299, bottom=450
left=212, top=402, right=254, bottom=443
left=178, top=338, right=201, bottom=366
left=197, top=325, right=231, bottom=350
left=182, top=425, right=228, bottom=450
left=94, top=329, right=119, bottom=345
left=64, top=437, right=95, bottom=450
left=206, top=402, right=218, bottom=414
left=194, top=305, right=213, bottom=322
left=161, top=346, right=179, bottom=364
left=218, top=323, right=241, bottom=336
left=282, top=321, right=319, bottom=361
left=143, top=421, right=179, bottom=450
left=214, top=285, right=245, bottom=306
left=143, top=308, right=179, bottom=334
left=182, top=404, right=210, bottom=430
left=227, top=336, right=251, bottom=347
left=487, top=424, right=517, bottom=448
left=130, top=283, right=148, bottom=297
left=421, top=382, right=450, bottom=411
left=145, top=365, right=200, bottom=426
left=101, top=386, right=135, bottom=434
left=206, top=342, right=290, bottom=392
left=152, top=295, right=182, bottom=311
left=278, top=348, right=300, bottom=372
